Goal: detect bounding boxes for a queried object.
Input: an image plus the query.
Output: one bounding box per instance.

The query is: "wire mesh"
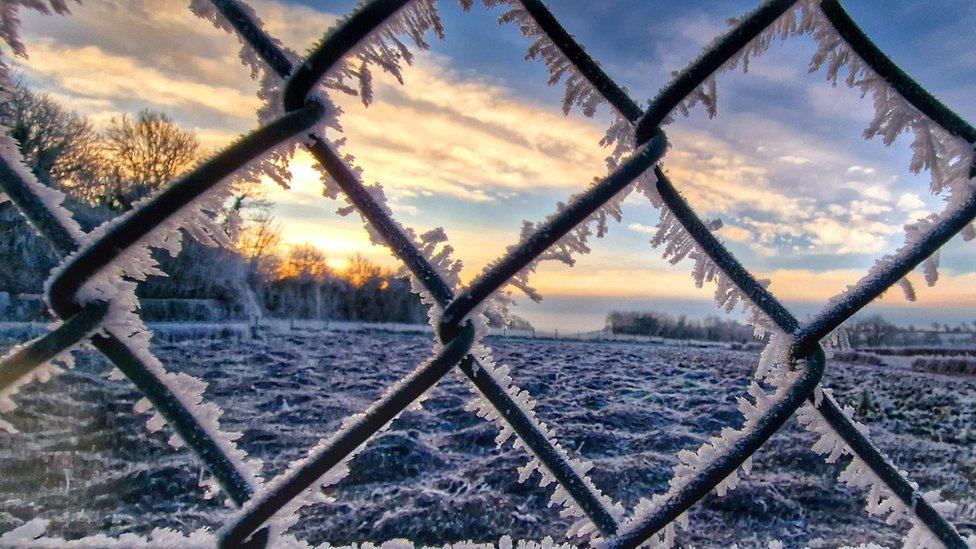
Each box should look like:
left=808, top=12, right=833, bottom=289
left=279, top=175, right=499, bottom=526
left=0, top=0, right=973, bottom=547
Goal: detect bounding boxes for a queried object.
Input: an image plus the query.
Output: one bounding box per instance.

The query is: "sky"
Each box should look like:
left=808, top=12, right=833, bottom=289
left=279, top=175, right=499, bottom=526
left=11, top=0, right=976, bottom=331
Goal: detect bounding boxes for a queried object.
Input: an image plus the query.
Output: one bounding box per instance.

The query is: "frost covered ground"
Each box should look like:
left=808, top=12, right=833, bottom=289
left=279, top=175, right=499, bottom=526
left=0, top=327, right=974, bottom=547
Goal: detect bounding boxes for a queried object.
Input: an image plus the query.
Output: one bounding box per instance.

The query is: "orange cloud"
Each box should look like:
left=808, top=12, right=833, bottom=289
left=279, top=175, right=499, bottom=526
left=19, top=41, right=259, bottom=127
left=327, top=56, right=612, bottom=200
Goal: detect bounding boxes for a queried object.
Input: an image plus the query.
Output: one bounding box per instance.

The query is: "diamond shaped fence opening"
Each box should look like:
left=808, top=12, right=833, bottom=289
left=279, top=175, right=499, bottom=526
left=0, top=0, right=973, bottom=547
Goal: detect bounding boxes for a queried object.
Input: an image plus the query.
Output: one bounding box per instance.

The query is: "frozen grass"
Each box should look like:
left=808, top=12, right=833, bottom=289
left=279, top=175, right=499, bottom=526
left=0, top=328, right=973, bottom=547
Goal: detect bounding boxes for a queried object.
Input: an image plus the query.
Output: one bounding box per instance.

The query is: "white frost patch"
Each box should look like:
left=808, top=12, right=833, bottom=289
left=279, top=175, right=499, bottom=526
left=622, top=364, right=804, bottom=547
left=459, top=341, right=625, bottom=543
left=797, top=395, right=961, bottom=549
left=109, top=323, right=266, bottom=502
left=0, top=519, right=574, bottom=548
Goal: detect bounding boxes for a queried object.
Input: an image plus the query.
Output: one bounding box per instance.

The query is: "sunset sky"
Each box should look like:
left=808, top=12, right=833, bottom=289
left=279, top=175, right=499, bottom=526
left=12, top=0, right=976, bottom=330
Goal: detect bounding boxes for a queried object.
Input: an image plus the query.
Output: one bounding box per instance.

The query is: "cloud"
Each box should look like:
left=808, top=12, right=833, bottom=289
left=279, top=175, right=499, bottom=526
left=648, top=102, right=934, bottom=261
left=14, top=0, right=286, bottom=151
left=16, top=41, right=260, bottom=125
left=861, top=184, right=893, bottom=202
left=527, top=263, right=976, bottom=307
left=778, top=155, right=812, bottom=165
left=800, top=217, right=899, bottom=255
left=661, top=129, right=807, bottom=221
left=330, top=56, right=610, bottom=200
left=716, top=224, right=753, bottom=243
left=627, top=222, right=655, bottom=235
left=14, top=1, right=913, bottom=247
left=764, top=268, right=976, bottom=307
left=905, top=209, right=933, bottom=224
left=896, top=192, right=926, bottom=212
left=530, top=267, right=705, bottom=299
left=850, top=200, right=891, bottom=216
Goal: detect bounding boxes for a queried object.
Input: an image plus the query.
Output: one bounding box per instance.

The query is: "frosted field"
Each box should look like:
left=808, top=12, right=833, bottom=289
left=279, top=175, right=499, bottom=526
left=0, top=328, right=974, bottom=547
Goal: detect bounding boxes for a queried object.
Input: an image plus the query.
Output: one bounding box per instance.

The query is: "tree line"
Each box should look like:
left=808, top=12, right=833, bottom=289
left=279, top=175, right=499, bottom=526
left=2, top=79, right=200, bottom=211
left=842, top=315, right=976, bottom=348
left=0, top=80, right=433, bottom=325
left=606, top=310, right=976, bottom=346
left=606, top=311, right=755, bottom=343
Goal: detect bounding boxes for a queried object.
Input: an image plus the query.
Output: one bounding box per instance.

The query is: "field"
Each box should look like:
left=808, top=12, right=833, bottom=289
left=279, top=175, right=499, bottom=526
left=0, top=327, right=974, bottom=547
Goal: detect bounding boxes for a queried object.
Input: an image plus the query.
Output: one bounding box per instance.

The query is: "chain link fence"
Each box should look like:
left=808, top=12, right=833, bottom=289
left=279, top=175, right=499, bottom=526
left=0, top=0, right=973, bottom=547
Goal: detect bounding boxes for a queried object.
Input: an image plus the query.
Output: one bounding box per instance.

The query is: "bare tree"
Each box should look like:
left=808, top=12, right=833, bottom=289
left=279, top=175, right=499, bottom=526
left=0, top=79, right=99, bottom=188
left=96, top=109, right=200, bottom=210
left=847, top=315, right=898, bottom=348
left=234, top=198, right=282, bottom=278
left=0, top=81, right=99, bottom=297
left=0, top=85, right=202, bottom=214
left=345, top=253, right=385, bottom=287
left=280, top=243, right=332, bottom=281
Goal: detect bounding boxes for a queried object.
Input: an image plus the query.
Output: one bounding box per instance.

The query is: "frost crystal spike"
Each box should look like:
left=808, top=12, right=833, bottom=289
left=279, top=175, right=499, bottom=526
left=0, top=0, right=972, bottom=547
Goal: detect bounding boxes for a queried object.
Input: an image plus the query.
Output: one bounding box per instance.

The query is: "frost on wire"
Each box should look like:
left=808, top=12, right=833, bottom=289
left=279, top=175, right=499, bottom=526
left=2, top=0, right=974, bottom=547
left=490, top=0, right=972, bottom=546
left=0, top=0, right=92, bottom=430
left=0, top=0, right=268, bottom=512
left=188, top=1, right=630, bottom=544
left=639, top=3, right=973, bottom=545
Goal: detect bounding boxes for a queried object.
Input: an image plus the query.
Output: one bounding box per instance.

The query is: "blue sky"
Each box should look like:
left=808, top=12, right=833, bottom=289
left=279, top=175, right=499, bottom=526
left=13, top=0, right=976, bottom=330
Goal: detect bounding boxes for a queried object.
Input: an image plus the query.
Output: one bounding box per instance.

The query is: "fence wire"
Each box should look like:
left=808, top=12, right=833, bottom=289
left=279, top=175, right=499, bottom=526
left=0, top=0, right=973, bottom=547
